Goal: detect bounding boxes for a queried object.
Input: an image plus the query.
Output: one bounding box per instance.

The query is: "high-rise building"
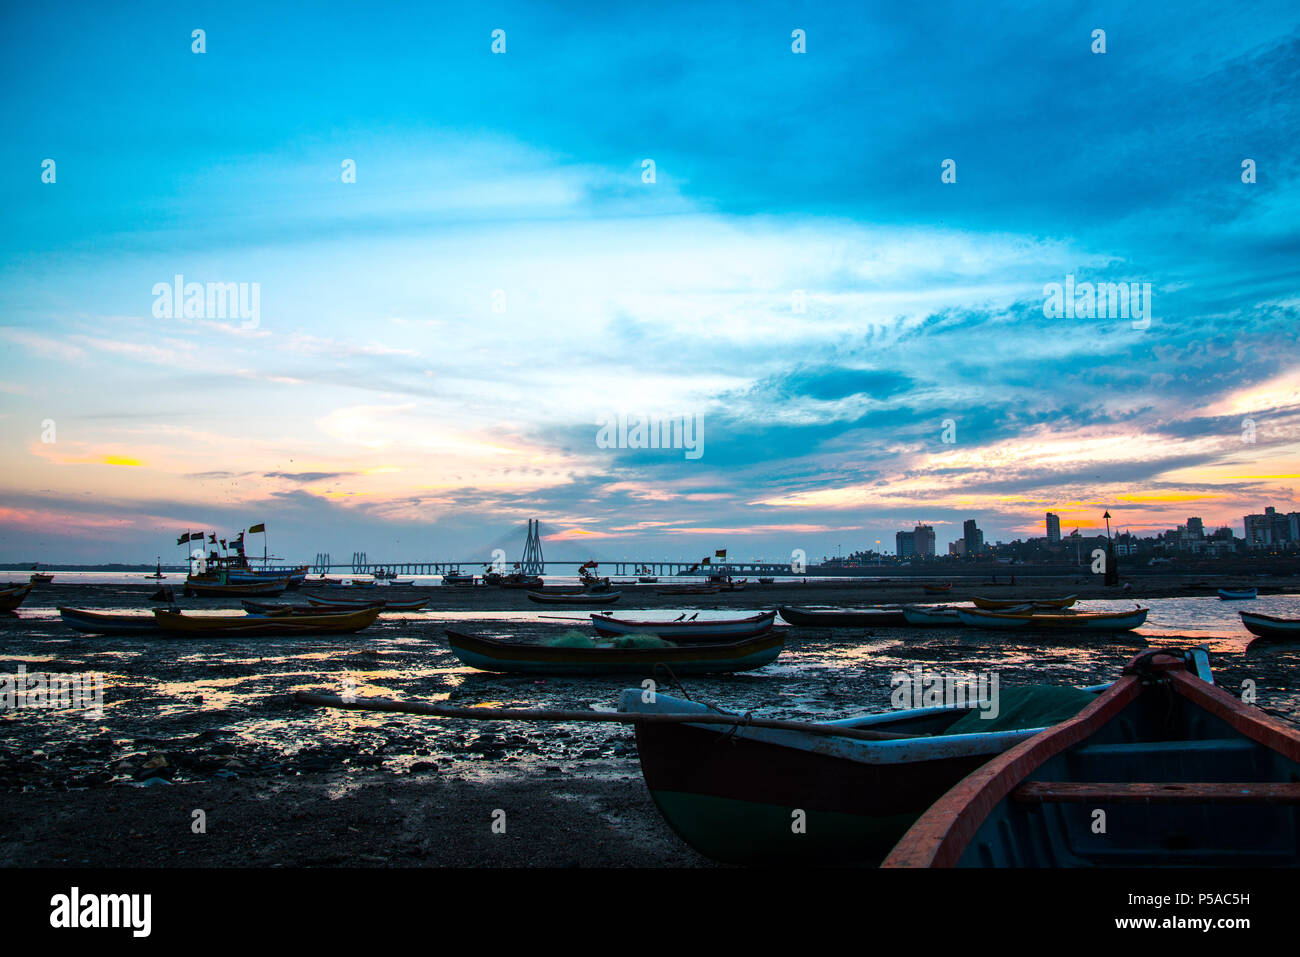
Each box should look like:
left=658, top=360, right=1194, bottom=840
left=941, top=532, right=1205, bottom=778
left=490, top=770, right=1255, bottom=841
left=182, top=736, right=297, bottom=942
left=1046, top=512, right=1061, bottom=544
left=912, top=524, right=936, bottom=558
left=948, top=540, right=966, bottom=557
left=1186, top=517, right=1204, bottom=538
left=962, top=519, right=983, bottom=558
left=1244, top=507, right=1294, bottom=549
left=895, top=530, right=915, bottom=558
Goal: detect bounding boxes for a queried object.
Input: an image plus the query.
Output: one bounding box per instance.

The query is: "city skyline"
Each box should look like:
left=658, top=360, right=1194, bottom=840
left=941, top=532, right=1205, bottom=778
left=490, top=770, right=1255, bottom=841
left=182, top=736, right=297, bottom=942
left=3, top=2, right=1300, bottom=564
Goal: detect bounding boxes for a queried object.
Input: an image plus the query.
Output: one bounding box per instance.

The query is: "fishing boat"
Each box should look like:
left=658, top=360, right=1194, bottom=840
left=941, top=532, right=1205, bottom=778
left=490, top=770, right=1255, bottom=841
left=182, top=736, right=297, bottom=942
left=0, top=582, right=34, bottom=611
left=303, top=594, right=429, bottom=612
left=923, top=583, right=952, bottom=595
left=445, top=629, right=783, bottom=675
left=882, top=648, right=1300, bottom=867
left=184, top=577, right=288, bottom=598
left=972, top=594, right=1077, bottom=610
left=525, top=590, right=622, bottom=605
left=58, top=607, right=162, bottom=635
left=590, top=610, right=777, bottom=643
left=757, top=577, right=774, bottom=585
left=778, top=606, right=907, bottom=627
left=384, top=579, right=415, bottom=587
left=1239, top=611, right=1300, bottom=641
left=153, top=606, right=381, bottom=636
left=638, top=576, right=659, bottom=583
left=326, top=579, right=377, bottom=589
left=655, top=584, right=720, bottom=596
left=621, top=682, right=1105, bottom=865
left=498, top=574, right=545, bottom=589
left=900, top=605, right=962, bottom=626
left=442, top=570, right=475, bottom=586
left=1218, top=587, right=1257, bottom=600
left=956, top=607, right=1149, bottom=631
left=29, top=572, right=54, bottom=584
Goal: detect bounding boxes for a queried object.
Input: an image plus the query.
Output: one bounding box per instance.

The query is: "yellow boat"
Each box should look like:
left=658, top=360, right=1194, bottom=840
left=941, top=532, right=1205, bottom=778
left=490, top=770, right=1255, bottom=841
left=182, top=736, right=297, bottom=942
left=152, top=606, right=380, bottom=636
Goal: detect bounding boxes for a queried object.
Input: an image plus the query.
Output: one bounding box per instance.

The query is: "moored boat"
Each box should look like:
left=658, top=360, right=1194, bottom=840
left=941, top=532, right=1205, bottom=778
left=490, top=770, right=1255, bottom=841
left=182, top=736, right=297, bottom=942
left=621, top=683, right=1104, bottom=865
left=302, top=593, right=429, bottom=611
left=590, top=610, right=777, bottom=643
left=153, top=607, right=381, bottom=636
left=525, top=590, right=622, bottom=605
left=58, top=607, right=163, bottom=635
left=446, top=629, right=783, bottom=675
left=882, top=648, right=1300, bottom=867
left=923, top=583, right=952, bottom=595
left=901, top=605, right=962, bottom=626
left=778, top=606, right=907, bottom=627
left=0, top=583, right=33, bottom=612
left=972, top=594, right=1077, bottom=610
left=29, top=572, right=54, bottom=584
left=1218, top=587, right=1258, bottom=600
left=956, top=607, right=1148, bottom=631
left=184, top=577, right=288, bottom=597
left=1240, top=610, right=1300, bottom=641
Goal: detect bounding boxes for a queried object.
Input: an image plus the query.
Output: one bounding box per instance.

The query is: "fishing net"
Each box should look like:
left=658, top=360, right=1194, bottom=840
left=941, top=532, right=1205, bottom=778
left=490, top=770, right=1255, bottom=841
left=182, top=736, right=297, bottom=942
left=943, top=685, right=1099, bottom=735
left=606, top=634, right=675, bottom=649
left=545, top=631, right=597, bottom=648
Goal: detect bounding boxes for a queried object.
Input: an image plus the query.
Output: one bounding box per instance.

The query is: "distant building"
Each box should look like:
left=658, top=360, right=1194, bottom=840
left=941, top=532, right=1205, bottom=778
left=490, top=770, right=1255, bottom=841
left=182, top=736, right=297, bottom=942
left=948, top=540, right=966, bottom=557
left=912, top=524, right=936, bottom=558
left=1046, top=512, right=1061, bottom=544
left=1186, top=517, right=1204, bottom=538
left=1244, top=507, right=1297, bottom=550
left=962, top=519, right=984, bottom=558
left=895, top=530, right=915, bottom=558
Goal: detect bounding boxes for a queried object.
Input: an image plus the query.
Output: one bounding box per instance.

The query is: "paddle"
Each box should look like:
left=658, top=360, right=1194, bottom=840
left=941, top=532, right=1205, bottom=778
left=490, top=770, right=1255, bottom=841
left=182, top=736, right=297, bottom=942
left=294, top=692, right=920, bottom=741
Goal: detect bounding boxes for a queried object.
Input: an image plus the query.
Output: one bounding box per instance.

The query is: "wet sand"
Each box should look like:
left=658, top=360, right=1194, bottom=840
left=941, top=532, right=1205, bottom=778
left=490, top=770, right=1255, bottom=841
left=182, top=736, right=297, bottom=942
left=3, top=577, right=1298, bottom=867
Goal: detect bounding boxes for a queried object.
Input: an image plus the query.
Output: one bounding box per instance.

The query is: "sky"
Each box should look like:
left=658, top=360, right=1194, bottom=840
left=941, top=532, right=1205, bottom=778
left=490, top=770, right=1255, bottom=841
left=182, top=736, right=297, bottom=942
left=1, top=1, right=1298, bottom=565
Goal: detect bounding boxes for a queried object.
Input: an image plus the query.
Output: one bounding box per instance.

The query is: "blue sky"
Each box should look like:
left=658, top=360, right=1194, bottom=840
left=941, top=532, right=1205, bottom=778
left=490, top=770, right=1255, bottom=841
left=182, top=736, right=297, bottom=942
left=1, top=1, right=1298, bottom=564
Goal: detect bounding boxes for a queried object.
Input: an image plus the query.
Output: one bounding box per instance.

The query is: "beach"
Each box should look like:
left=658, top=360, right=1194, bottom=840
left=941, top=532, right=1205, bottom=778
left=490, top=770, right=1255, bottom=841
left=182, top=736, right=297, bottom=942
left=2, top=576, right=1298, bottom=867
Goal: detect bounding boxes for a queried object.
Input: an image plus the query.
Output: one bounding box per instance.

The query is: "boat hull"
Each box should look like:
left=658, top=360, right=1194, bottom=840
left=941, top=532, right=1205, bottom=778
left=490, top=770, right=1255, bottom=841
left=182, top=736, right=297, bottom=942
left=778, top=606, right=907, bottom=627
left=590, top=611, right=776, bottom=642
left=972, top=595, right=1077, bottom=610
left=883, top=651, right=1300, bottom=867
left=620, top=689, right=1093, bottom=866
left=1240, top=611, right=1300, bottom=641
left=154, top=607, right=381, bottom=636
left=446, top=630, right=783, bottom=675
left=957, top=608, right=1148, bottom=631
left=184, top=578, right=287, bottom=597
left=525, top=590, right=622, bottom=605
left=1218, top=588, right=1258, bottom=600
left=0, top=583, right=33, bottom=612
left=59, top=607, right=161, bottom=635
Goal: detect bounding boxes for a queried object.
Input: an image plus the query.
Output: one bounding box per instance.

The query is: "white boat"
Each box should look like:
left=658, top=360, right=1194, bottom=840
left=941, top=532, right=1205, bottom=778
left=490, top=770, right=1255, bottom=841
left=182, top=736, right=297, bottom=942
left=901, top=605, right=962, bottom=626
left=590, top=610, right=777, bottom=643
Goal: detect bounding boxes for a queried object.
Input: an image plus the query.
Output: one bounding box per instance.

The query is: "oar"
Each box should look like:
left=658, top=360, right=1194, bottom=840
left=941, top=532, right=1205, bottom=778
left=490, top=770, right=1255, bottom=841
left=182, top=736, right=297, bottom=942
left=294, top=692, right=918, bottom=741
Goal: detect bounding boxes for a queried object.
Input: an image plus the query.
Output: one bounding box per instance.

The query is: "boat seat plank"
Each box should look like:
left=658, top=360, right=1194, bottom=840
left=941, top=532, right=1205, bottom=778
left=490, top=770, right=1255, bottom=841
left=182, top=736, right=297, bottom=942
left=1073, top=739, right=1258, bottom=756
left=1012, top=781, right=1300, bottom=804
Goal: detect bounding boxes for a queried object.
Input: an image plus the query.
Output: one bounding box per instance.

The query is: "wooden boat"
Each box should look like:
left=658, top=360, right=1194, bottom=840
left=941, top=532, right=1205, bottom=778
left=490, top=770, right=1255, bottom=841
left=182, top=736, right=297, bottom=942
left=1218, top=587, right=1257, bottom=600
left=638, top=576, right=659, bottom=583
left=1239, top=611, right=1300, bottom=641
left=153, top=607, right=381, bottom=636
left=923, top=583, right=952, bottom=594
left=901, top=605, right=962, bottom=626
left=385, top=580, right=415, bottom=587
left=621, top=683, right=1105, bottom=865
left=29, top=572, right=54, bottom=584
left=525, top=590, right=622, bottom=605
left=446, top=629, right=783, bottom=675
left=59, top=607, right=162, bottom=635
left=655, top=584, right=720, bottom=596
left=326, top=579, right=377, bottom=589
left=972, top=594, right=1077, bottom=610
left=757, top=577, right=774, bottom=585
left=778, top=606, right=907, bottom=627
left=184, top=577, right=287, bottom=598
left=590, top=610, right=777, bottom=643
left=442, top=572, right=475, bottom=586
left=498, top=574, right=544, bottom=589
left=882, top=648, right=1300, bottom=867
left=957, top=607, right=1148, bottom=631
left=303, top=594, right=428, bottom=612
left=0, top=583, right=33, bottom=612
